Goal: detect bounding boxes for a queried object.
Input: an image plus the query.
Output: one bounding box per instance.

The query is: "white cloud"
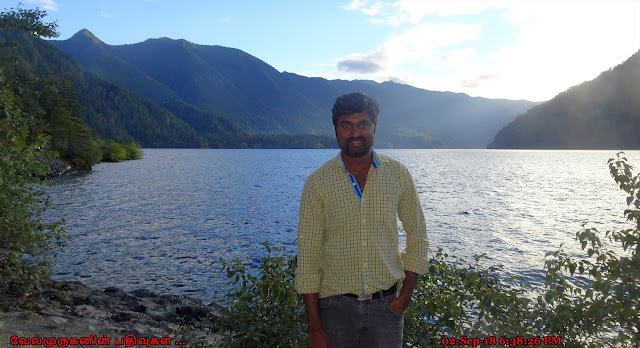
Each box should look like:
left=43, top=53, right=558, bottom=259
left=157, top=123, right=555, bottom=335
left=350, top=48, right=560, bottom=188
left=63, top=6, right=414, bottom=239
left=336, top=0, right=640, bottom=101
left=346, top=0, right=507, bottom=26
left=26, top=0, right=59, bottom=11
left=482, top=1, right=640, bottom=100
left=100, top=7, right=114, bottom=18
left=219, top=17, right=232, bottom=24
left=333, top=22, right=481, bottom=84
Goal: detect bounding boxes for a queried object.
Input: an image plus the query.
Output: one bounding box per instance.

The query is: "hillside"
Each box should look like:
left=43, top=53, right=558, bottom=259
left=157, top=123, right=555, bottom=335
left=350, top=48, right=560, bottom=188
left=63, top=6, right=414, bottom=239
left=488, top=50, right=640, bottom=149
left=0, top=29, right=243, bottom=148
left=53, top=29, right=539, bottom=148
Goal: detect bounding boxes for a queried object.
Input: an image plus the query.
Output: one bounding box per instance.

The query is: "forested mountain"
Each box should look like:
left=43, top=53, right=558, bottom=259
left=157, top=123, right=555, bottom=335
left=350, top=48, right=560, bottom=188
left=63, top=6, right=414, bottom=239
left=53, top=29, right=538, bottom=148
left=0, top=29, right=219, bottom=148
left=488, top=50, right=640, bottom=149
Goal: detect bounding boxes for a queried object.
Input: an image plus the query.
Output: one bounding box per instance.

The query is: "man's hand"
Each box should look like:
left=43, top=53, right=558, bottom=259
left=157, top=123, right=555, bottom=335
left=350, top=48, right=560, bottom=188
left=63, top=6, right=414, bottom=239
left=389, top=295, right=410, bottom=315
left=389, top=270, right=419, bottom=315
left=303, top=293, right=333, bottom=348
left=309, top=328, right=333, bottom=348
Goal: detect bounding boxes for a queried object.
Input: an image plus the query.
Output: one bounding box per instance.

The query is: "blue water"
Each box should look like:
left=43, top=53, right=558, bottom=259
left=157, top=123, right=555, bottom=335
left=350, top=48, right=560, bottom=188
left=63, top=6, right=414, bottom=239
left=44, top=149, right=639, bottom=303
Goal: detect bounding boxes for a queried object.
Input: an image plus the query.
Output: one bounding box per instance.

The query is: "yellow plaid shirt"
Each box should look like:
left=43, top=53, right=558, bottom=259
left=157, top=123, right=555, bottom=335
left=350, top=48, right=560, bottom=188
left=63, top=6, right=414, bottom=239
left=295, top=150, right=429, bottom=298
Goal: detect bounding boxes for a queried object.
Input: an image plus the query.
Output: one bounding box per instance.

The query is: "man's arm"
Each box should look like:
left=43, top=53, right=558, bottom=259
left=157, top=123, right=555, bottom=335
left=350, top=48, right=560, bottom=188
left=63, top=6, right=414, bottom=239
left=392, top=165, right=429, bottom=314
left=303, top=293, right=332, bottom=348
left=296, top=178, right=331, bottom=346
left=397, top=166, right=429, bottom=276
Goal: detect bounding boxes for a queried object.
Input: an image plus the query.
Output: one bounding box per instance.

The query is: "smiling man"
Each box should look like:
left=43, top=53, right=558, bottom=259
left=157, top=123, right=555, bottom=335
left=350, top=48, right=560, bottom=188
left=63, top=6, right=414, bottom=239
left=295, top=91, right=429, bottom=348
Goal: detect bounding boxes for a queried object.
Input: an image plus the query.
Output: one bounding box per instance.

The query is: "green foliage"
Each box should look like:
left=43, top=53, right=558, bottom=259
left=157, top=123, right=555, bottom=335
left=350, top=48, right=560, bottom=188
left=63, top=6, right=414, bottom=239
left=405, top=250, right=533, bottom=346
left=123, top=141, right=142, bottom=159
left=38, top=73, right=101, bottom=170
left=0, top=72, right=67, bottom=307
left=0, top=2, right=67, bottom=310
left=1, top=6, right=105, bottom=170
left=0, top=6, right=58, bottom=39
left=101, top=140, right=128, bottom=162
left=535, top=152, right=640, bottom=347
left=100, top=139, right=142, bottom=161
left=211, top=244, right=307, bottom=348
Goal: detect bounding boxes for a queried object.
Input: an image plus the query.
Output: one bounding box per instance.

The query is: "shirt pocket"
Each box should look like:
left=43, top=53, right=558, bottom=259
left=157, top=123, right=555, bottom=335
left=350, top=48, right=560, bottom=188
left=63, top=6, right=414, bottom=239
left=369, top=188, right=399, bottom=225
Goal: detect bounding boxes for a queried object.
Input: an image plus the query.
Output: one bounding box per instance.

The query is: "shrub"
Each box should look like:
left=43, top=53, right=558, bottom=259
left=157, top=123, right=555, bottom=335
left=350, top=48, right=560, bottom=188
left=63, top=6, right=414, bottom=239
left=102, top=140, right=127, bottom=162
left=535, top=152, right=640, bottom=347
left=211, top=244, right=307, bottom=347
left=124, top=142, right=142, bottom=160
left=0, top=73, right=66, bottom=308
left=405, top=250, right=533, bottom=346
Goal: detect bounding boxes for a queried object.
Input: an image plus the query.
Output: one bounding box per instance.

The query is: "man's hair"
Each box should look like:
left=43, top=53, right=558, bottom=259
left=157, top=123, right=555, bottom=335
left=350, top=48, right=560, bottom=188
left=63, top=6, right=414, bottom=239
left=331, top=91, right=380, bottom=127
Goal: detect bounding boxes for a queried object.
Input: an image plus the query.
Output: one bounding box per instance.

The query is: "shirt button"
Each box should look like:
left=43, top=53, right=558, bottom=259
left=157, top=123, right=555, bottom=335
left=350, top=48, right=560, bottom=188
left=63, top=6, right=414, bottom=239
left=363, top=263, right=368, bottom=268
left=362, top=241, right=367, bottom=246
left=361, top=218, right=366, bottom=224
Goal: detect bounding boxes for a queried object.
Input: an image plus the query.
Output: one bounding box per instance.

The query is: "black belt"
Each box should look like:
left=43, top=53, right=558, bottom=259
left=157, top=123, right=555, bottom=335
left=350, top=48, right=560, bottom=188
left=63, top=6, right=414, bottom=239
left=343, top=284, right=397, bottom=301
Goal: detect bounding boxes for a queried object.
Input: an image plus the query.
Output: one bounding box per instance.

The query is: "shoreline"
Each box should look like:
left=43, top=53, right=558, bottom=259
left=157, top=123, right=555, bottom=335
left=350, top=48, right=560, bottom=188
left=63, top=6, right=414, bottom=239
left=0, top=279, right=221, bottom=347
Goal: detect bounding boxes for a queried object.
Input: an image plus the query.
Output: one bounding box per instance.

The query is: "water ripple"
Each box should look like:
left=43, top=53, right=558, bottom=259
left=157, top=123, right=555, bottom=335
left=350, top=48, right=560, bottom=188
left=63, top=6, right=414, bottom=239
left=43, top=149, right=639, bottom=302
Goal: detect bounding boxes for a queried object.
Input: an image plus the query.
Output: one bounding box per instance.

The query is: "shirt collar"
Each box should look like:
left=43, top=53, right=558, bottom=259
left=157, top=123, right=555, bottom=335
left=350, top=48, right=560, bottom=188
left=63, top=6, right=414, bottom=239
left=331, top=149, right=384, bottom=172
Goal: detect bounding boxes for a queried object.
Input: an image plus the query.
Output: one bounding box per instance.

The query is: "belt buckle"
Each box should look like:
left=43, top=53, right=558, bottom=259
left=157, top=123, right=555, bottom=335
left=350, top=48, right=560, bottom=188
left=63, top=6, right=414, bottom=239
left=357, top=293, right=372, bottom=301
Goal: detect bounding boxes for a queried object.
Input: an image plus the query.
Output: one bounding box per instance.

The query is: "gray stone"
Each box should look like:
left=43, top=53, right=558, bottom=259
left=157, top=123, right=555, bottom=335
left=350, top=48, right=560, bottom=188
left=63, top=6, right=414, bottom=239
left=47, top=315, right=68, bottom=327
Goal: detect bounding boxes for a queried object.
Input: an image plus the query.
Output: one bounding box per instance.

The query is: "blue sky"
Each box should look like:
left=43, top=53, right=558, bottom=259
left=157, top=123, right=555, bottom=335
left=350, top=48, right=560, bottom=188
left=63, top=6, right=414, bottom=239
left=6, top=0, right=640, bottom=101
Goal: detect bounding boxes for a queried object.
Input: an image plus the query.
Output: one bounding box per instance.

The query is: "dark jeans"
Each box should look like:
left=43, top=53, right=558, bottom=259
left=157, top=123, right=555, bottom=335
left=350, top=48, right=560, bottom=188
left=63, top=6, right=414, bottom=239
left=319, top=291, right=404, bottom=348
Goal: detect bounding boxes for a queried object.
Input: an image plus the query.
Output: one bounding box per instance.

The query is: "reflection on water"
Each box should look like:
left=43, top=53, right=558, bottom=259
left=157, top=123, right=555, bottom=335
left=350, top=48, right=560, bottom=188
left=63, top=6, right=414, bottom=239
left=44, top=149, right=639, bottom=302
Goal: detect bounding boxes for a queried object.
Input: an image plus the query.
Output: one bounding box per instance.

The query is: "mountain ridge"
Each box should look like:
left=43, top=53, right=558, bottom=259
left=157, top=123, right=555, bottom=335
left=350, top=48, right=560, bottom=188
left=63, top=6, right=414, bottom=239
left=51, top=29, right=539, bottom=148
left=488, top=49, right=640, bottom=149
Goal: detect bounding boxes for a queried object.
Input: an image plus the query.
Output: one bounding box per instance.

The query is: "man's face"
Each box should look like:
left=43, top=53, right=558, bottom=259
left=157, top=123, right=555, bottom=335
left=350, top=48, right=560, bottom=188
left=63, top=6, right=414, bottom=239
left=335, top=112, right=376, bottom=158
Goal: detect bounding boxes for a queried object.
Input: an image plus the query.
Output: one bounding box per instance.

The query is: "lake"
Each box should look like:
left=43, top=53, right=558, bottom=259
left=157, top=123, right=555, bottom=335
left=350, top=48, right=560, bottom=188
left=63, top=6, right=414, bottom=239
left=44, top=149, right=639, bottom=303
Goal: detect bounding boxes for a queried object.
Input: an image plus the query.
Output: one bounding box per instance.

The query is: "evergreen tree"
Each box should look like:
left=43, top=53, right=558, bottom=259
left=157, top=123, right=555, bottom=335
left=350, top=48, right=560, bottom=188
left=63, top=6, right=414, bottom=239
left=0, top=5, right=66, bottom=307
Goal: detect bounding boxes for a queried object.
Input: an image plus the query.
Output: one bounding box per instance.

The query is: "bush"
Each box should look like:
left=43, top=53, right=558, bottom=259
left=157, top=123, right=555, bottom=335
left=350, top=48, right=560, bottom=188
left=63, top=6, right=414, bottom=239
left=210, top=244, right=307, bottom=348
left=0, top=73, right=66, bottom=308
left=101, top=140, right=142, bottom=162
left=405, top=250, right=533, bottom=346
left=123, top=142, right=142, bottom=160
left=534, top=152, right=640, bottom=347
left=102, top=140, right=127, bottom=162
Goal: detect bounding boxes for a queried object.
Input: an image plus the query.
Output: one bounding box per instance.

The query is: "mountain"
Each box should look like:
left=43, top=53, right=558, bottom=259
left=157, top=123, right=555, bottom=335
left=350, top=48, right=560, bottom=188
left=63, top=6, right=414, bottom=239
left=0, top=29, right=248, bottom=148
left=53, top=30, right=328, bottom=135
left=52, top=29, right=539, bottom=148
left=488, top=50, right=640, bottom=149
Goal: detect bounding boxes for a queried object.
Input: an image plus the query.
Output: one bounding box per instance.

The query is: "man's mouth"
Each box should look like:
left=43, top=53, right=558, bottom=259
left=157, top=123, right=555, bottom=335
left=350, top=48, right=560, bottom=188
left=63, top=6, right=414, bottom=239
left=348, top=137, right=365, bottom=146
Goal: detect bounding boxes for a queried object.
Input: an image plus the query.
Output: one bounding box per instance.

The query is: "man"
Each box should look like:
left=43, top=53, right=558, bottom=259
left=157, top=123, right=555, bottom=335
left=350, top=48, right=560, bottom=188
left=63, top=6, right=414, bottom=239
left=295, top=91, right=429, bottom=348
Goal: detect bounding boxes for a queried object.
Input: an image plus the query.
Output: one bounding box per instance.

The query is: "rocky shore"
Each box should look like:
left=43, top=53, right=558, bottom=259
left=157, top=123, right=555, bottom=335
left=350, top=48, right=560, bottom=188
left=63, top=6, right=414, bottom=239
left=38, top=156, right=74, bottom=180
left=0, top=280, right=222, bottom=347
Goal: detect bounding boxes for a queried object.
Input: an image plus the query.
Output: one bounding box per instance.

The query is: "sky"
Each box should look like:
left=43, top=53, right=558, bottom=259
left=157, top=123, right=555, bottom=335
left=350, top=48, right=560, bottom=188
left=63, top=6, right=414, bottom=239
left=5, top=0, right=640, bottom=102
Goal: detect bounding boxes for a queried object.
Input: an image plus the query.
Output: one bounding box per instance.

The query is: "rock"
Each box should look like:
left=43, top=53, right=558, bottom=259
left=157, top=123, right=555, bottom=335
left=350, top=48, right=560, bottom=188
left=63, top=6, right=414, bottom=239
left=46, top=316, right=68, bottom=326
left=104, top=286, right=126, bottom=299
left=0, top=279, right=222, bottom=346
left=38, top=155, right=73, bottom=179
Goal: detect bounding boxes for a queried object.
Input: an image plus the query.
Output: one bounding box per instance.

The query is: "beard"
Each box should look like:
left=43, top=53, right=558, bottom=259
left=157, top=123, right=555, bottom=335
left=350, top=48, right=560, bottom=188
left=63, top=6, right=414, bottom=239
left=339, top=136, right=372, bottom=158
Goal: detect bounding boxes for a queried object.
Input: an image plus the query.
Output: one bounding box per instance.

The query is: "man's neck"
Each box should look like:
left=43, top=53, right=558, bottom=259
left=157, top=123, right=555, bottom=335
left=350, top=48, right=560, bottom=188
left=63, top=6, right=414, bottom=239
left=341, top=150, right=373, bottom=173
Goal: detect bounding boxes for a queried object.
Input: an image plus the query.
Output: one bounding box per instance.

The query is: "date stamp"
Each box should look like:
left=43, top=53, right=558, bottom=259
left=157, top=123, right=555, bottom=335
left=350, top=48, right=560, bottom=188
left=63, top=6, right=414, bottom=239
left=441, top=335, right=563, bottom=347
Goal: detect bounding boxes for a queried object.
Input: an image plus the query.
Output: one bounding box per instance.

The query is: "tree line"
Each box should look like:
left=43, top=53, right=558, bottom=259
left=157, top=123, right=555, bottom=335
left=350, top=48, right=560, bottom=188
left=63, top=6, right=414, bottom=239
left=0, top=5, right=144, bottom=307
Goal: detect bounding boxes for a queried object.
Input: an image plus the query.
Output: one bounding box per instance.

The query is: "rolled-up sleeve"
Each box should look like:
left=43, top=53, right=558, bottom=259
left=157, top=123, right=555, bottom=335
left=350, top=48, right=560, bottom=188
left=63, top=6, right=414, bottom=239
left=397, top=168, right=429, bottom=275
left=295, top=177, right=324, bottom=294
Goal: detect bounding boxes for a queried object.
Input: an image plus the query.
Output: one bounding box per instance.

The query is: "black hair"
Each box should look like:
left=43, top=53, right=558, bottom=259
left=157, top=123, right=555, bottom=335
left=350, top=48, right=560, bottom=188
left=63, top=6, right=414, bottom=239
left=331, top=91, right=380, bottom=127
